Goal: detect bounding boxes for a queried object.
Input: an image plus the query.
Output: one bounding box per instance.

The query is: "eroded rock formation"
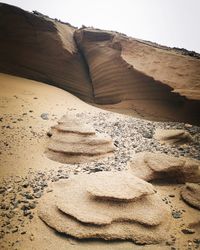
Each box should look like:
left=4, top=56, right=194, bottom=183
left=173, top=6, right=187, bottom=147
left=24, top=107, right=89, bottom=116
left=128, top=152, right=200, bottom=183
left=0, top=3, right=93, bottom=101
left=45, top=113, right=114, bottom=163
left=1, top=3, right=200, bottom=124
left=181, top=183, right=200, bottom=210
left=38, top=171, right=171, bottom=244
left=154, top=129, right=193, bottom=145
left=74, top=28, right=200, bottom=123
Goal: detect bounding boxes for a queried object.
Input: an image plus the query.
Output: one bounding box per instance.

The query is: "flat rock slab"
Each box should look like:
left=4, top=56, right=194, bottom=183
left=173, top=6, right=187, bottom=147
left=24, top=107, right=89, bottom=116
left=154, top=129, right=193, bottom=144
left=56, top=173, right=163, bottom=226
left=181, top=183, right=200, bottom=210
left=38, top=195, right=170, bottom=244
left=86, top=171, right=154, bottom=201
left=38, top=171, right=171, bottom=244
left=128, top=152, right=200, bottom=183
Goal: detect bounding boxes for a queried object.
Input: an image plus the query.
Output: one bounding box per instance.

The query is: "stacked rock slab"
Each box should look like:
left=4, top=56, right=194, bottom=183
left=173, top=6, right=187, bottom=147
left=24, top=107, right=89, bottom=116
left=154, top=129, right=193, bottom=145
left=181, top=183, right=200, bottom=210
left=128, top=152, right=200, bottom=183
left=38, top=171, right=171, bottom=244
left=45, top=114, right=114, bottom=163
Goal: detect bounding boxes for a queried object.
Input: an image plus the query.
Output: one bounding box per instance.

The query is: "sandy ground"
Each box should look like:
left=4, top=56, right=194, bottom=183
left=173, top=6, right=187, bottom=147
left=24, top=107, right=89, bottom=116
left=0, top=73, right=199, bottom=250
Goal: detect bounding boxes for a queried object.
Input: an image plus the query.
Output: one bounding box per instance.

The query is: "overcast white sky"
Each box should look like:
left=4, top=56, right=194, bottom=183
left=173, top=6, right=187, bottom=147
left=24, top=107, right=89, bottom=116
left=2, top=0, right=200, bottom=52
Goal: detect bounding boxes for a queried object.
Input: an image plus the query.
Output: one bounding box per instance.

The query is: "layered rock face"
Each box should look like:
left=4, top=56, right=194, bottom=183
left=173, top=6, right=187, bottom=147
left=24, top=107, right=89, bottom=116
left=1, top=3, right=200, bottom=124
left=45, top=113, right=115, bottom=163
left=75, top=29, right=181, bottom=104
left=128, top=152, right=200, bottom=183
left=74, top=28, right=200, bottom=123
left=0, top=3, right=93, bottom=101
left=38, top=171, right=171, bottom=244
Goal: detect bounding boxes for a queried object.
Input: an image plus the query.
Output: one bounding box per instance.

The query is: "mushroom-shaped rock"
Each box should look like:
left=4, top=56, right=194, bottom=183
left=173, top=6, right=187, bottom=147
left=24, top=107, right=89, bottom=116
left=154, top=129, right=193, bottom=145
left=181, top=183, right=200, bottom=210
left=45, top=114, right=115, bottom=163
left=38, top=171, right=171, bottom=244
left=128, top=152, right=200, bottom=183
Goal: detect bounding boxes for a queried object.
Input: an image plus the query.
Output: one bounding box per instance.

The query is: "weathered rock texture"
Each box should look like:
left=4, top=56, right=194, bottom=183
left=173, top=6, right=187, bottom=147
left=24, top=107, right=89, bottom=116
left=154, top=129, right=193, bottom=145
left=128, top=152, right=200, bottom=183
left=0, top=3, right=93, bottom=101
left=38, top=171, right=171, bottom=244
left=45, top=114, right=114, bottom=163
left=1, top=3, right=200, bottom=124
left=74, top=28, right=200, bottom=124
left=181, top=183, right=200, bottom=210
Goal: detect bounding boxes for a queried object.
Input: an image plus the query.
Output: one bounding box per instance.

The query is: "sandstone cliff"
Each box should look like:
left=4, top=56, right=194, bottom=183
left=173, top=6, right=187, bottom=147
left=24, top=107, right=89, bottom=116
left=0, top=3, right=93, bottom=101
left=1, top=3, right=200, bottom=124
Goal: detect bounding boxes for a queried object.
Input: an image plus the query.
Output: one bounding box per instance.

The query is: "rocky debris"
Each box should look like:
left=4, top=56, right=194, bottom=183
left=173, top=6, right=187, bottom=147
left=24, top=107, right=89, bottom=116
left=181, top=183, right=200, bottom=210
left=45, top=113, right=115, bottom=163
left=154, top=129, right=193, bottom=145
left=171, top=210, right=182, bottom=219
left=127, top=152, right=200, bottom=183
left=38, top=171, right=171, bottom=244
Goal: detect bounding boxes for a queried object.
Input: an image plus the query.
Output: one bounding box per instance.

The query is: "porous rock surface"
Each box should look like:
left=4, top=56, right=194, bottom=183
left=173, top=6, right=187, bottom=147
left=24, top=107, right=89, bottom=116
left=128, top=152, right=200, bottom=183
left=154, top=129, right=193, bottom=144
left=86, top=171, right=154, bottom=201
left=38, top=171, right=171, bottom=244
left=181, top=183, right=200, bottom=210
left=45, top=114, right=115, bottom=163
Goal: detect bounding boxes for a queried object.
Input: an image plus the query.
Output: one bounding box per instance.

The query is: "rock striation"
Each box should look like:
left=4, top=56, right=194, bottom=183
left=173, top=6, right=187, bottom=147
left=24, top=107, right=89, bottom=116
left=45, top=114, right=114, bottom=163
left=154, top=129, right=193, bottom=145
left=38, top=171, right=171, bottom=244
left=181, top=183, right=200, bottom=210
left=74, top=28, right=200, bottom=124
left=0, top=3, right=93, bottom=101
left=1, top=3, right=200, bottom=124
left=128, top=152, right=200, bottom=183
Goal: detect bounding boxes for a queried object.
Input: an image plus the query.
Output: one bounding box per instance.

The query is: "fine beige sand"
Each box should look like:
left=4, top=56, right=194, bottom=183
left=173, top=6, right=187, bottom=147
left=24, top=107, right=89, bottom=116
left=0, top=73, right=200, bottom=250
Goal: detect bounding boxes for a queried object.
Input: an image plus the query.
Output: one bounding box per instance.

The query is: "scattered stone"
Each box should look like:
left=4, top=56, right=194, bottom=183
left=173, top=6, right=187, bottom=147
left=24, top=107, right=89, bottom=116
left=172, top=210, right=182, bottom=219
left=34, top=191, right=42, bottom=198
left=30, top=234, right=34, bottom=241
left=181, top=228, right=195, bottom=234
left=41, top=113, right=49, bottom=120
left=46, top=131, right=52, bottom=137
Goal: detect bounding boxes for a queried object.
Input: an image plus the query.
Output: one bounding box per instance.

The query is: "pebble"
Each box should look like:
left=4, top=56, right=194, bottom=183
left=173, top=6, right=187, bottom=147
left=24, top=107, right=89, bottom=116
left=172, top=210, right=182, bottom=219
left=181, top=228, right=195, bottom=234
left=40, top=113, right=49, bottom=120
